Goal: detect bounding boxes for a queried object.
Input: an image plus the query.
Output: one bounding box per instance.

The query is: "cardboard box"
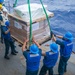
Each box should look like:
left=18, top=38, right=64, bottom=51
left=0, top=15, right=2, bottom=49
left=8, top=12, right=54, bottom=44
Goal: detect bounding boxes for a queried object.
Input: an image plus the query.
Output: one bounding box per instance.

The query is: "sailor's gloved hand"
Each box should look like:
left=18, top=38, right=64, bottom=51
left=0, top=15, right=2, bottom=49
left=51, top=31, right=53, bottom=35
left=51, top=31, right=56, bottom=37
left=53, top=33, right=56, bottom=37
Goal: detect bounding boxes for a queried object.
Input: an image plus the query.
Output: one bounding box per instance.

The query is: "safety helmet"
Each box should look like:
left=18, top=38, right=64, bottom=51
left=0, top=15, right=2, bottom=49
left=50, top=43, right=58, bottom=53
left=0, top=0, right=4, bottom=3
left=30, top=44, right=39, bottom=54
left=64, top=32, right=73, bottom=41
left=5, top=21, right=10, bottom=27
left=0, top=4, right=2, bottom=9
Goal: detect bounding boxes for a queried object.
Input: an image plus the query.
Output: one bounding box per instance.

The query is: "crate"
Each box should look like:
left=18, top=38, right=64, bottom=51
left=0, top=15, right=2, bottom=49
left=8, top=12, right=54, bottom=44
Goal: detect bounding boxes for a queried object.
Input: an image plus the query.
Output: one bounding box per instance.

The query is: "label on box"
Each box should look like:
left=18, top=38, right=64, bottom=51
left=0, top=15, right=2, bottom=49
left=24, top=22, right=39, bottom=32
left=14, top=21, right=22, bottom=29
left=32, top=23, right=39, bottom=31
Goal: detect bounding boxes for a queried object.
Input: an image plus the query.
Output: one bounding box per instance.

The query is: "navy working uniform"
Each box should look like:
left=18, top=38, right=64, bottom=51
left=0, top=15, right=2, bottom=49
left=23, top=44, right=42, bottom=75
left=1, top=23, right=18, bottom=59
left=39, top=43, right=59, bottom=75
left=55, top=32, right=73, bottom=75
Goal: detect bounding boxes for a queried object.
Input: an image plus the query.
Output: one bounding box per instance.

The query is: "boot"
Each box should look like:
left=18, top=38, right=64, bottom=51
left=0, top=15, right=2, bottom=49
left=4, top=56, right=10, bottom=60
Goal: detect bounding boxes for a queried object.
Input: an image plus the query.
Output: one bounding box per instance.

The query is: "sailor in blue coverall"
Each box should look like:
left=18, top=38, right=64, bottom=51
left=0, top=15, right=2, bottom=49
left=1, top=21, right=18, bottom=59
left=39, top=43, right=59, bottom=75
left=52, top=32, right=73, bottom=75
left=22, top=37, right=42, bottom=75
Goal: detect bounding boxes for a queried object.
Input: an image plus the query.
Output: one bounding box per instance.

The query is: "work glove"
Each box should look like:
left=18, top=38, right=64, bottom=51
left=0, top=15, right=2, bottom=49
left=51, top=31, right=56, bottom=37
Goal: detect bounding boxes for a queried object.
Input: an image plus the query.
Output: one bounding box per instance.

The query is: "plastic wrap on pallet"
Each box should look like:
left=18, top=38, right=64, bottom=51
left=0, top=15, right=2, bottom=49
left=13, top=3, right=53, bottom=22
left=8, top=3, right=54, bottom=44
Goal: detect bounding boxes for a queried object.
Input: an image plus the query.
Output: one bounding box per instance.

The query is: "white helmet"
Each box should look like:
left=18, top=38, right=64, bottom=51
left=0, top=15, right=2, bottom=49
left=2, top=6, right=8, bottom=13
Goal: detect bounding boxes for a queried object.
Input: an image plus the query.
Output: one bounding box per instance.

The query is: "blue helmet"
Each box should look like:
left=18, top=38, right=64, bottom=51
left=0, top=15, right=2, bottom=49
left=50, top=43, right=58, bottom=53
left=64, top=32, right=73, bottom=41
left=30, top=44, right=39, bottom=54
left=0, top=0, right=4, bottom=3
left=5, top=21, right=10, bottom=27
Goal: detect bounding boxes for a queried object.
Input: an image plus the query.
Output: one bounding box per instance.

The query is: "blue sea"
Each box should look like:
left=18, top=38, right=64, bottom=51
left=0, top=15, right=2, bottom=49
left=4, top=0, right=75, bottom=52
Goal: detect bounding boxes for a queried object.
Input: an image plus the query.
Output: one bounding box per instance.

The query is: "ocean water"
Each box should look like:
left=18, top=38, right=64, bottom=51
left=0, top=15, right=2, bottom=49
left=4, top=0, right=75, bottom=52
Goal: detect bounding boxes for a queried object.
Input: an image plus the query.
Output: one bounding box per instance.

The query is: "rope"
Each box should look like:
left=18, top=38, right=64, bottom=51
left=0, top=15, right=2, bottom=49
left=40, top=0, right=52, bottom=38
left=27, top=0, right=32, bottom=46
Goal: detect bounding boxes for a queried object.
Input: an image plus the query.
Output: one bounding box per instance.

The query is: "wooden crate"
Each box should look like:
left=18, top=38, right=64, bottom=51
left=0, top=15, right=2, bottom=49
left=8, top=13, right=54, bottom=44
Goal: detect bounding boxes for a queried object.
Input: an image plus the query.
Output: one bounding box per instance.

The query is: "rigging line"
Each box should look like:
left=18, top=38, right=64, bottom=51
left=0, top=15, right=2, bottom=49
left=27, top=0, right=32, bottom=46
left=13, top=0, right=18, bottom=7
left=40, top=0, right=52, bottom=38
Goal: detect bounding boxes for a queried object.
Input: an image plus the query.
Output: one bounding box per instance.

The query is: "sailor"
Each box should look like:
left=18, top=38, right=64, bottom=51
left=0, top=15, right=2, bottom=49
left=39, top=43, right=59, bottom=75
left=1, top=20, right=18, bottom=59
left=52, top=32, right=73, bottom=75
left=1, top=8, right=18, bottom=58
left=22, top=37, right=42, bottom=75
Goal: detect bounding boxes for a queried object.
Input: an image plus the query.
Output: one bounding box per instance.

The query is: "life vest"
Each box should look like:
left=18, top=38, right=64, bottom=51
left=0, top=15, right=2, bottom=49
left=26, top=52, right=41, bottom=71
left=43, top=51, right=59, bottom=68
left=60, top=40, right=73, bottom=57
